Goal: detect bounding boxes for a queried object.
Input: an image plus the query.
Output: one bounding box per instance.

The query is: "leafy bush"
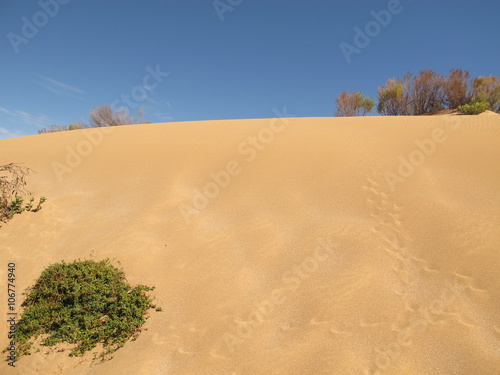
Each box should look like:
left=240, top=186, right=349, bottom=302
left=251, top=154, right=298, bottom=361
left=377, top=70, right=445, bottom=116
left=7, top=196, right=46, bottom=215
left=375, top=69, right=500, bottom=115
left=377, top=77, right=408, bottom=115
left=335, top=91, right=375, bottom=116
left=8, top=259, right=159, bottom=360
left=0, top=163, right=46, bottom=226
left=473, top=76, right=500, bottom=113
left=68, top=123, right=83, bottom=130
left=458, top=100, right=490, bottom=115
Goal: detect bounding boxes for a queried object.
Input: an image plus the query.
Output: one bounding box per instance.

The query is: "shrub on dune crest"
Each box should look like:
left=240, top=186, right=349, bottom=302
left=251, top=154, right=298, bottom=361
left=68, top=122, right=85, bottom=130
left=373, top=69, right=500, bottom=116
left=335, top=91, right=375, bottom=116
left=38, top=105, right=147, bottom=134
left=38, top=124, right=69, bottom=134
left=473, top=76, right=500, bottom=113
left=377, top=77, right=409, bottom=115
left=443, top=68, right=473, bottom=108
left=377, top=70, right=445, bottom=116
left=458, top=100, right=490, bottom=115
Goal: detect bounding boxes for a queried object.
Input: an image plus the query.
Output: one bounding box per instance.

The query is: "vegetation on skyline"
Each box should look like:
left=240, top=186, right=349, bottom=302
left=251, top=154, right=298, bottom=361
left=335, top=69, right=500, bottom=116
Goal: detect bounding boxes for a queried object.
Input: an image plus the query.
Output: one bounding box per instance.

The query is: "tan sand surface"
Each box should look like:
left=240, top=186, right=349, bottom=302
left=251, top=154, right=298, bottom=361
left=1, top=114, right=499, bottom=374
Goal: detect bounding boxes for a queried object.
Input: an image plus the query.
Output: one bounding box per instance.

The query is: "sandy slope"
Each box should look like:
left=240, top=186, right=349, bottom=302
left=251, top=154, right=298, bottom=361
left=0, top=114, right=499, bottom=375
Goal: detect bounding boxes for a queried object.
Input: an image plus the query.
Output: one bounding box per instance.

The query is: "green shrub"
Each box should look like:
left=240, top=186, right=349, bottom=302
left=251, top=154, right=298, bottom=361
left=6, top=259, right=159, bottom=360
left=377, top=78, right=408, bottom=115
left=336, top=91, right=375, bottom=116
left=473, top=76, right=500, bottom=112
left=7, top=196, right=46, bottom=216
left=458, top=100, right=489, bottom=115
left=68, top=123, right=82, bottom=130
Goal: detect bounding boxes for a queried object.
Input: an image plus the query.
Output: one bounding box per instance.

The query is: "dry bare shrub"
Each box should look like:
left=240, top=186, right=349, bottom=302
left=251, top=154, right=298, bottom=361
left=407, top=70, right=445, bottom=115
left=0, top=164, right=46, bottom=226
left=443, top=69, right=473, bottom=108
left=38, top=124, right=69, bottom=134
left=0, top=163, right=31, bottom=224
left=89, top=105, right=144, bottom=127
left=378, top=70, right=446, bottom=115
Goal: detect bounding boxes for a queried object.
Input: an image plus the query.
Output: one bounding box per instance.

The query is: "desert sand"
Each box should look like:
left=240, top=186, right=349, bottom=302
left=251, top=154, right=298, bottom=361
left=1, top=113, right=499, bottom=375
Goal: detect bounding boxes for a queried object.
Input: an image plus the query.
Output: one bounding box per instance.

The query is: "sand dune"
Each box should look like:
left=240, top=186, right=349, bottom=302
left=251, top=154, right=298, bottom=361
left=1, top=113, right=499, bottom=375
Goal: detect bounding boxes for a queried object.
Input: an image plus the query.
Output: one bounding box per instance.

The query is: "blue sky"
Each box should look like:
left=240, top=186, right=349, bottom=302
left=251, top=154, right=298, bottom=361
left=1, top=0, right=499, bottom=139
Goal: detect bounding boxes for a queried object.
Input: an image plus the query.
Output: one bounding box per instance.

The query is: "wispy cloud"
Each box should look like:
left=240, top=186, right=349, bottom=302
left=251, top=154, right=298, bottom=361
left=0, top=106, right=52, bottom=129
left=38, top=75, right=86, bottom=97
left=0, top=127, right=25, bottom=139
left=152, top=112, right=175, bottom=122
left=144, top=96, right=160, bottom=105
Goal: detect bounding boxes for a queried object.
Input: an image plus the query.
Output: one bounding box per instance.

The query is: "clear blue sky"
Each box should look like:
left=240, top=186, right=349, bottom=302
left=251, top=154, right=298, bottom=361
left=1, top=0, right=499, bottom=139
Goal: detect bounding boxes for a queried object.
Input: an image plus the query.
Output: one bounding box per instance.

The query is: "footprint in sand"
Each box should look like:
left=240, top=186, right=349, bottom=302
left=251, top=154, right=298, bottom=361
left=318, top=267, right=373, bottom=306
left=359, top=319, right=381, bottom=328
left=209, top=349, right=227, bottom=360
left=453, top=272, right=488, bottom=293
left=177, top=347, right=193, bottom=355
left=329, top=327, right=352, bottom=336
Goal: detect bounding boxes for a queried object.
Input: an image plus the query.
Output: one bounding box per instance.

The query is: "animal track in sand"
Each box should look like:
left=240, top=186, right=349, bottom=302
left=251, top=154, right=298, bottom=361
left=151, top=332, right=168, bottom=345
left=360, top=165, right=488, bottom=374
left=317, top=267, right=373, bottom=306
left=359, top=319, right=382, bottom=328
left=450, top=212, right=497, bottom=256
left=329, top=327, right=352, bottom=336
left=363, top=165, right=445, bottom=294
left=280, top=324, right=292, bottom=331
left=444, top=114, right=500, bottom=131
left=452, top=272, right=489, bottom=294
left=244, top=217, right=275, bottom=232
left=16, top=351, right=74, bottom=375
left=201, top=231, right=232, bottom=248
left=151, top=322, right=207, bottom=358
left=209, top=349, right=227, bottom=360
left=309, top=318, right=328, bottom=325
left=177, top=347, right=193, bottom=355
left=364, top=276, right=471, bottom=374
left=455, top=318, right=479, bottom=328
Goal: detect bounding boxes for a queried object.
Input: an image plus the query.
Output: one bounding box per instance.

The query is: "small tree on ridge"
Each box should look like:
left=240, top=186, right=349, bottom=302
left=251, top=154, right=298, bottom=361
left=335, top=91, right=375, bottom=117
